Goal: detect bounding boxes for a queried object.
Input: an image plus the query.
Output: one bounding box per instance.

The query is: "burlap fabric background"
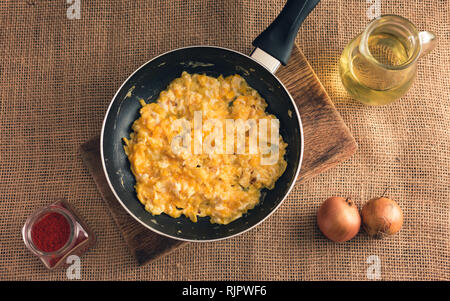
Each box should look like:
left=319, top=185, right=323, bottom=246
left=0, top=0, right=448, bottom=280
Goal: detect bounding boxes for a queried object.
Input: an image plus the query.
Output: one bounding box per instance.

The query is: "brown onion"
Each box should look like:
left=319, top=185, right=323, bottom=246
left=317, top=197, right=361, bottom=242
left=361, top=197, right=403, bottom=238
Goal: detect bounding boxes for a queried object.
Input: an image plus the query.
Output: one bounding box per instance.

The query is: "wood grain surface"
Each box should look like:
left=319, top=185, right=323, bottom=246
left=279, top=46, right=357, bottom=182
left=80, top=44, right=357, bottom=265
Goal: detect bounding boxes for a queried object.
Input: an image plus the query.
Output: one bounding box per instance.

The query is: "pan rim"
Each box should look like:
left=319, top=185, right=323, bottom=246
left=100, top=45, right=304, bottom=242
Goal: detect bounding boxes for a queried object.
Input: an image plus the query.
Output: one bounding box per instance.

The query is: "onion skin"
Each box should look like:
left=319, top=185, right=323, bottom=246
left=361, top=197, right=403, bottom=239
left=317, top=197, right=361, bottom=242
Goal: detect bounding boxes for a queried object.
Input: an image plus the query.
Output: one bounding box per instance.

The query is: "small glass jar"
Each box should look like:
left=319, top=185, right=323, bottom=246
left=22, top=200, right=96, bottom=270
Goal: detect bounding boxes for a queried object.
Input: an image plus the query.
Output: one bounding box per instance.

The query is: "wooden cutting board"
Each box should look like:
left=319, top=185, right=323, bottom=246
left=80, top=44, right=357, bottom=265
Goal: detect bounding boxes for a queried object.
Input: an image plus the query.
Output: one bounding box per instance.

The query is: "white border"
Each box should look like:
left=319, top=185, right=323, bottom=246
left=100, top=46, right=304, bottom=242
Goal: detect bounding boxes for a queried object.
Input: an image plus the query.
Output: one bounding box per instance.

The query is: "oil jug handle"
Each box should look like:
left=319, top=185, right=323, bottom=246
left=419, top=31, right=437, bottom=58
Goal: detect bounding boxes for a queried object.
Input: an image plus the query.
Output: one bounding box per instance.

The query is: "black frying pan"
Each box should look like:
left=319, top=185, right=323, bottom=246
left=101, top=0, right=320, bottom=241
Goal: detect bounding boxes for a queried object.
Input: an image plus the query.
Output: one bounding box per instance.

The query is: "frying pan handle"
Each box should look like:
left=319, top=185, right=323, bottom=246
left=252, top=0, right=321, bottom=66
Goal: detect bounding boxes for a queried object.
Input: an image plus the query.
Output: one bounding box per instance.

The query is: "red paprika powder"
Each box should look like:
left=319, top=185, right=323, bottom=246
left=31, top=212, right=71, bottom=253
left=23, top=200, right=96, bottom=269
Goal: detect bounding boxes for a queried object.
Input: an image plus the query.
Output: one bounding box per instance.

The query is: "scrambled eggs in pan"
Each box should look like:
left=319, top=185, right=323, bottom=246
left=124, top=72, right=287, bottom=224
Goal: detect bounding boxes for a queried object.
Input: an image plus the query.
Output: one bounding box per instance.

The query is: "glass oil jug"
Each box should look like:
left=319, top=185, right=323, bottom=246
left=339, top=15, right=437, bottom=105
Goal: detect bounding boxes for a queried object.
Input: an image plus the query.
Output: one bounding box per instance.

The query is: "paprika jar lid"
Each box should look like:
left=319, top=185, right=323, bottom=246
left=22, top=206, right=76, bottom=257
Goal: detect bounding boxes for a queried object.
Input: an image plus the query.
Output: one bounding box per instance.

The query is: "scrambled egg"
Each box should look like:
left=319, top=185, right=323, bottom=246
left=123, top=72, right=287, bottom=224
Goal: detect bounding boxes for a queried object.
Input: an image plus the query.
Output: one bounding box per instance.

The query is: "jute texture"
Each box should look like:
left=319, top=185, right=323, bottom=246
left=0, top=0, right=448, bottom=280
